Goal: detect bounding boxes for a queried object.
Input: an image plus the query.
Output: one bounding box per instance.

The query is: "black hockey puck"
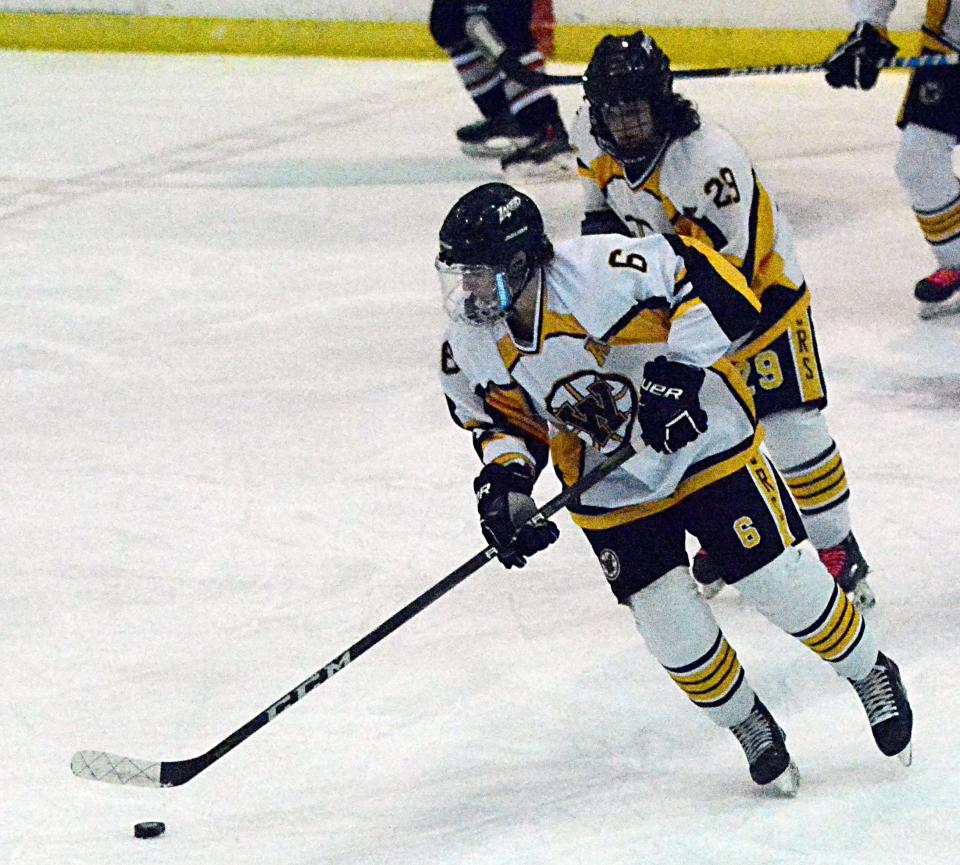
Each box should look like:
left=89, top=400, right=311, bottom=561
left=133, top=821, right=165, bottom=839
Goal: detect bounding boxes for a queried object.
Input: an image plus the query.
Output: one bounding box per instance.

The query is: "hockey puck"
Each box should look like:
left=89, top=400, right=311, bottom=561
left=133, top=821, right=165, bottom=839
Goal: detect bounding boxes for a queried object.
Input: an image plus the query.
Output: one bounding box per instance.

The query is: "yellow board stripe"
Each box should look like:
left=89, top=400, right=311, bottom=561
left=0, top=14, right=922, bottom=63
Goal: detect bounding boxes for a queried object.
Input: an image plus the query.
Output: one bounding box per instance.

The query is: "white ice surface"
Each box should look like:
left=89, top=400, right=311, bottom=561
left=1, top=51, right=958, bottom=865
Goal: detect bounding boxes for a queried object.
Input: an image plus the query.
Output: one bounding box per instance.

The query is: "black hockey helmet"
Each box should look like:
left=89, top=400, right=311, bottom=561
left=582, top=31, right=699, bottom=168
left=436, top=183, right=552, bottom=325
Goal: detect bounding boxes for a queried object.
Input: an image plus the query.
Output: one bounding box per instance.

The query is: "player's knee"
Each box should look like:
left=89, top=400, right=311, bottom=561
left=761, top=407, right=832, bottom=469
left=429, top=0, right=466, bottom=48
left=895, top=124, right=958, bottom=202
left=626, top=566, right=697, bottom=620
left=735, top=544, right=834, bottom=630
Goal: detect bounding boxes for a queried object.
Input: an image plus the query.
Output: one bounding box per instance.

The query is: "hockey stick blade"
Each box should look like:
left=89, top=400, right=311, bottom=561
left=70, top=443, right=637, bottom=788
left=71, top=751, right=165, bottom=788
left=531, top=52, right=960, bottom=86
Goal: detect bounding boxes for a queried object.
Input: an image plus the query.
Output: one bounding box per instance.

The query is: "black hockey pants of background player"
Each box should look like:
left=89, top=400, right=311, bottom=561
left=429, top=0, right=569, bottom=163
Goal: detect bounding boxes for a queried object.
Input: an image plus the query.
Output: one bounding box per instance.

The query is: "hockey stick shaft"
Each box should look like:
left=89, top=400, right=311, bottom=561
left=527, top=52, right=960, bottom=86
left=71, top=442, right=636, bottom=788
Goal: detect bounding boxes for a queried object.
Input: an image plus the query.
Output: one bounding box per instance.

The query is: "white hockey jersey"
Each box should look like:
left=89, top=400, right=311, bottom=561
left=850, top=0, right=960, bottom=53
left=572, top=106, right=806, bottom=313
left=440, top=232, right=762, bottom=530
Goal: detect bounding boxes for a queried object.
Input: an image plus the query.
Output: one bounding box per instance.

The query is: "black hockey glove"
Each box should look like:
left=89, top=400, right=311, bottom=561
left=637, top=356, right=709, bottom=454
left=474, top=462, right=559, bottom=569
left=825, top=22, right=897, bottom=90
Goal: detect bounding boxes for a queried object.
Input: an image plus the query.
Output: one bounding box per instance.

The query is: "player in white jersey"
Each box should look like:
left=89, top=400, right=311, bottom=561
left=435, top=181, right=913, bottom=793
left=572, top=32, right=874, bottom=608
left=826, top=1, right=960, bottom=317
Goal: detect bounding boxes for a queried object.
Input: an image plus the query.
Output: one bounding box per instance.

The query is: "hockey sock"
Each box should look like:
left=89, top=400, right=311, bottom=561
left=448, top=41, right=509, bottom=119
left=503, top=51, right=555, bottom=124
left=627, top=567, right=756, bottom=728
left=914, top=191, right=960, bottom=270
left=736, top=545, right=878, bottom=681
left=895, top=124, right=960, bottom=269
left=762, top=411, right=852, bottom=549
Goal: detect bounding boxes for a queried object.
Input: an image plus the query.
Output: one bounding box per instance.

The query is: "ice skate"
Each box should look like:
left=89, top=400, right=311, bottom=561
left=692, top=548, right=725, bottom=600
left=457, top=113, right=530, bottom=159
left=730, top=697, right=800, bottom=796
left=500, top=121, right=574, bottom=177
left=819, top=532, right=875, bottom=610
left=914, top=268, right=960, bottom=319
left=849, top=652, right=913, bottom=765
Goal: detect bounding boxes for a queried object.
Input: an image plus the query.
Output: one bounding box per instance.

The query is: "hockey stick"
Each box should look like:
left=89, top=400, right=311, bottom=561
left=523, top=52, right=960, bottom=87
left=70, top=443, right=636, bottom=788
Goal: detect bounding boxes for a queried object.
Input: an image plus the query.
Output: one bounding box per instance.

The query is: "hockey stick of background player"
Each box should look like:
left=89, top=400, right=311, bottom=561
left=517, top=51, right=960, bottom=87
left=70, top=442, right=637, bottom=789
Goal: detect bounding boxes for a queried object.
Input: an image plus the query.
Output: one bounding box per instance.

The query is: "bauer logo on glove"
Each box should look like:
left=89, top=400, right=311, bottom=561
left=637, top=356, right=709, bottom=454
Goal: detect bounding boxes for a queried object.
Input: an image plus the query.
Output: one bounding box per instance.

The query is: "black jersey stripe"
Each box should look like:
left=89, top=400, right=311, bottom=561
left=663, top=234, right=758, bottom=342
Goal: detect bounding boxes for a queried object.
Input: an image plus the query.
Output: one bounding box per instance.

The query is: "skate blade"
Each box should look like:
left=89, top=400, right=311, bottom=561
left=502, top=152, right=576, bottom=181
left=460, top=138, right=531, bottom=159
left=917, top=296, right=960, bottom=319
left=767, top=760, right=800, bottom=797
left=896, top=742, right=913, bottom=767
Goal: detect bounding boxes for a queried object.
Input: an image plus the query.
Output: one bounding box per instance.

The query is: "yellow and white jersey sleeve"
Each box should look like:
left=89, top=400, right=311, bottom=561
left=440, top=321, right=549, bottom=473
left=574, top=107, right=805, bottom=305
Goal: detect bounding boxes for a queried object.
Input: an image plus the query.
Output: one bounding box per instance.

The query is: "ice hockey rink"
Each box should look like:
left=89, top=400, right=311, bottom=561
left=2, top=49, right=958, bottom=865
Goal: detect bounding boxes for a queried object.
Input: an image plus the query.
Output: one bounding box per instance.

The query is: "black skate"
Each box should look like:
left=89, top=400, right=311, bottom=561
left=500, top=121, right=573, bottom=176
left=819, top=532, right=875, bottom=610
left=457, top=113, right=530, bottom=159
left=730, top=697, right=800, bottom=795
left=849, top=652, right=913, bottom=765
left=692, top=548, right=725, bottom=600
left=915, top=268, right=960, bottom=319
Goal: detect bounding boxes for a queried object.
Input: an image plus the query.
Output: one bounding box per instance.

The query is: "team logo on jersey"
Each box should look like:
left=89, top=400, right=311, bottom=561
left=545, top=372, right=636, bottom=453
left=919, top=80, right=944, bottom=106
left=599, top=549, right=621, bottom=582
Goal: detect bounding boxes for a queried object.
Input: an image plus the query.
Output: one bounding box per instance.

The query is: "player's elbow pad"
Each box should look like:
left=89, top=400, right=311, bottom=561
left=580, top=210, right=631, bottom=237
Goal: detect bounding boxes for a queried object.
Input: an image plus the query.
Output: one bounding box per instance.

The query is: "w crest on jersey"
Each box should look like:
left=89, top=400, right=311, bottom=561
left=546, top=372, right=636, bottom=453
